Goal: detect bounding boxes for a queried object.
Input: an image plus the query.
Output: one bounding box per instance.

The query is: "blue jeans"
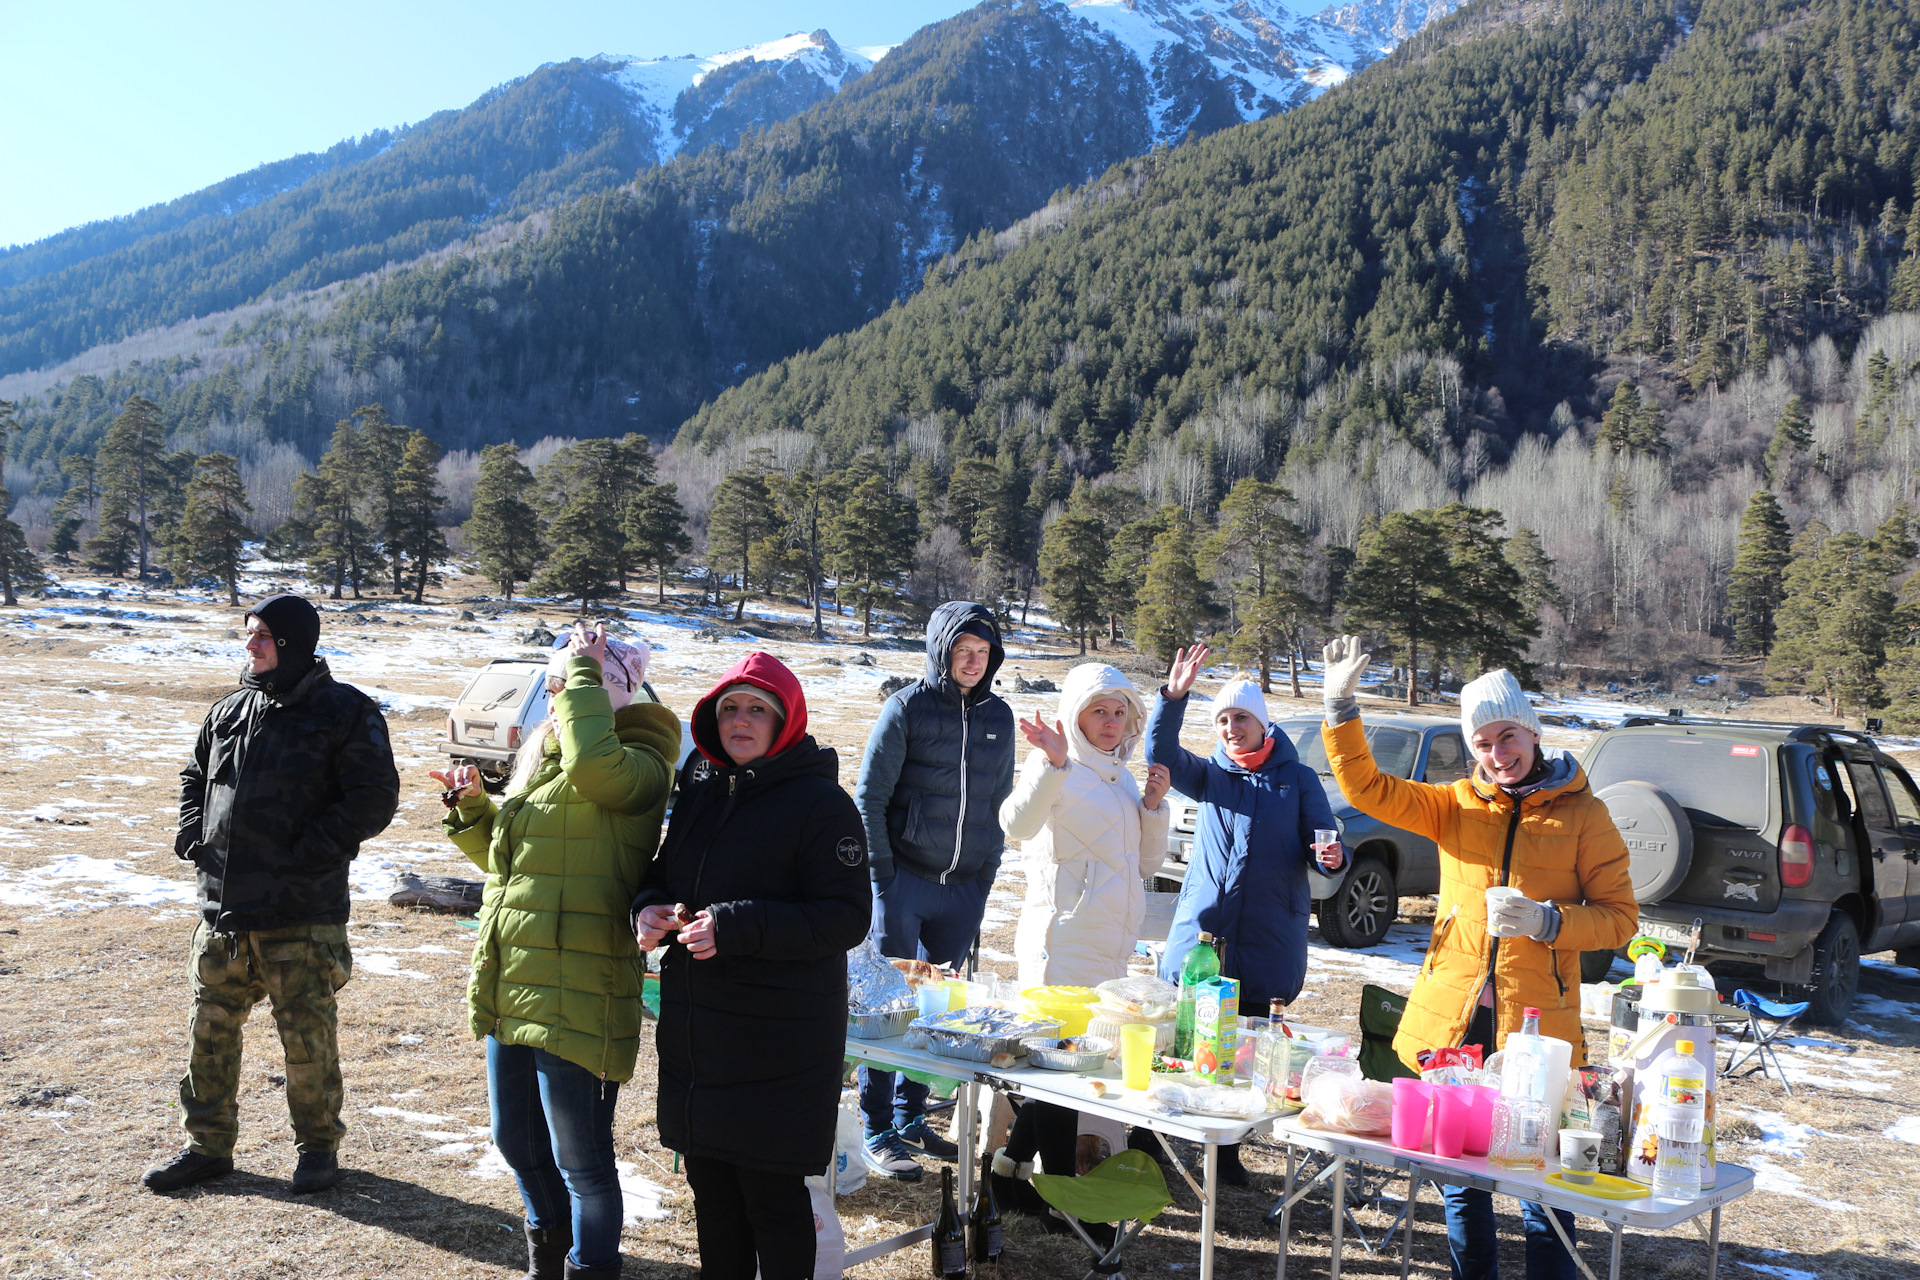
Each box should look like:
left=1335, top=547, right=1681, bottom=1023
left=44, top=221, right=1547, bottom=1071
left=486, top=1037, right=623, bottom=1270
left=858, top=868, right=990, bottom=1136
left=1443, top=1185, right=1578, bottom=1280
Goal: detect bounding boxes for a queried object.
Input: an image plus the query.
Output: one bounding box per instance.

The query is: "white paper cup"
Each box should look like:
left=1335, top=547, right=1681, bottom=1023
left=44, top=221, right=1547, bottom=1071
left=1485, top=886, right=1521, bottom=935
left=1559, top=1128, right=1602, bottom=1184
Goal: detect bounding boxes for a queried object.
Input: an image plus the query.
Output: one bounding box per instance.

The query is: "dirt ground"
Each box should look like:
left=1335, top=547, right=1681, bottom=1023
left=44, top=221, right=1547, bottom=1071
left=3, top=569, right=1918, bottom=1279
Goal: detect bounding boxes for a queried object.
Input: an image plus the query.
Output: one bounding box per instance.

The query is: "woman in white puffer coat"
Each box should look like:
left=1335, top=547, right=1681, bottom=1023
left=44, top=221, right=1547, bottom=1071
left=1003, top=662, right=1171, bottom=990
left=991, top=664, right=1170, bottom=1225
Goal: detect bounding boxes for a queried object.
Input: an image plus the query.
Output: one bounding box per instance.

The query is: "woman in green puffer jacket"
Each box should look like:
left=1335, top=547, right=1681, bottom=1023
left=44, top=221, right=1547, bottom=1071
left=431, top=623, right=678, bottom=1280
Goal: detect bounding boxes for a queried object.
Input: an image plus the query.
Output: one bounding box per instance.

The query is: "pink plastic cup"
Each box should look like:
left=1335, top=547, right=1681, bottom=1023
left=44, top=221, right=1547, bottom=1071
left=1431, top=1084, right=1471, bottom=1158
left=1463, top=1084, right=1498, bottom=1157
left=1390, top=1078, right=1433, bottom=1150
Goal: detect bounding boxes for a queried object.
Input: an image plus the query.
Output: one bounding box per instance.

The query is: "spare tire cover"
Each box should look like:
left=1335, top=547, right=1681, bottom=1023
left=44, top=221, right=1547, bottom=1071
left=1595, top=780, right=1695, bottom=903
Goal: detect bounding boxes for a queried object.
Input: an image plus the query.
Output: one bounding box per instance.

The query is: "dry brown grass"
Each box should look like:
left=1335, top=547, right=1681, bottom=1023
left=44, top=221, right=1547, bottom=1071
left=3, top=577, right=1919, bottom=1278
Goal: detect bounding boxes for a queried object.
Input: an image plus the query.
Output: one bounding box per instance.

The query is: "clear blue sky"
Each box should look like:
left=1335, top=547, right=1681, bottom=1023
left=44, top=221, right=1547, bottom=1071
left=0, top=0, right=970, bottom=249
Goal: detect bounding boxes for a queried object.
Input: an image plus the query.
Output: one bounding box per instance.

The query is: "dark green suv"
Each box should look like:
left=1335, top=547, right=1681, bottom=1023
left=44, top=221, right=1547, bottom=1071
left=1582, top=717, right=1920, bottom=1024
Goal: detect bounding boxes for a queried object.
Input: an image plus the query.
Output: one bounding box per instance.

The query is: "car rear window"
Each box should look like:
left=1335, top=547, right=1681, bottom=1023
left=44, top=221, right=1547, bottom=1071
left=1585, top=735, right=1771, bottom=829
left=459, top=668, right=536, bottom=712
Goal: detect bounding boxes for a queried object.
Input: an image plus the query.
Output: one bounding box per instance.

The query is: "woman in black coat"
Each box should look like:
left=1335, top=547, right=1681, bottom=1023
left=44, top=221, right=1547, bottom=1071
left=634, top=652, right=869, bottom=1280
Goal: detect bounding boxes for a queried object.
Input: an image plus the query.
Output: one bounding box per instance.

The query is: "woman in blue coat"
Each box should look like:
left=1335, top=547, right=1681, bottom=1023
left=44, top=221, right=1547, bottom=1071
left=1148, top=643, right=1345, bottom=1047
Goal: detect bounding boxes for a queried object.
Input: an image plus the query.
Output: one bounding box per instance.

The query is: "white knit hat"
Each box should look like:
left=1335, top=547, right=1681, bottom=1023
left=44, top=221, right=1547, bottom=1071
left=1459, top=669, right=1541, bottom=740
left=1209, top=677, right=1269, bottom=726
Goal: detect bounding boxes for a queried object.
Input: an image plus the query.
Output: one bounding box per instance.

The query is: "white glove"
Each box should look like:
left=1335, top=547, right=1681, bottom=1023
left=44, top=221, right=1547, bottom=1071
left=1321, top=635, right=1371, bottom=722
left=1486, top=888, right=1559, bottom=941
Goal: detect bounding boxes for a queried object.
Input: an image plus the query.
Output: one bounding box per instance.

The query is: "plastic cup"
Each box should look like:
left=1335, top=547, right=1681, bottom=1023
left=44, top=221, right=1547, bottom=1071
left=1432, top=1084, right=1471, bottom=1158
left=1121, top=1024, right=1155, bottom=1090
left=944, top=978, right=969, bottom=1011
left=1559, top=1128, right=1602, bottom=1184
left=1463, top=1084, right=1498, bottom=1157
left=1390, top=1078, right=1433, bottom=1150
left=916, top=984, right=948, bottom=1020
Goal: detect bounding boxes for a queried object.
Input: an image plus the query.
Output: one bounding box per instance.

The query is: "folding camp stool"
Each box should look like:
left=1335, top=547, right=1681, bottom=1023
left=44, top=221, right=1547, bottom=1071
left=1030, top=1149, right=1174, bottom=1280
left=1721, top=988, right=1809, bottom=1096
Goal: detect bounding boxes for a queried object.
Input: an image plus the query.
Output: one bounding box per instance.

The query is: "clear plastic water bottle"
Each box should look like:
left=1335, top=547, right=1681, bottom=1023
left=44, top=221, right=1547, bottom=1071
left=1649, top=1039, right=1707, bottom=1200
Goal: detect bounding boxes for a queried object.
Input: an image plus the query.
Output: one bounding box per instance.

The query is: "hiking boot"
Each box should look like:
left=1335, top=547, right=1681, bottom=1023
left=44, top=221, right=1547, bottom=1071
left=1216, top=1142, right=1251, bottom=1188
left=896, top=1117, right=959, bottom=1162
left=561, top=1259, right=621, bottom=1278
left=141, top=1149, right=233, bottom=1193
left=290, top=1150, right=343, bottom=1194
left=863, top=1130, right=925, bottom=1181
left=523, top=1223, right=572, bottom=1280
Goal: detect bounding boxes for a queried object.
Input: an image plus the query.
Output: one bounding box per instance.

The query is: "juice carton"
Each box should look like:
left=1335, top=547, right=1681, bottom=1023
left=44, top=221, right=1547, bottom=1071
left=1191, top=977, right=1240, bottom=1083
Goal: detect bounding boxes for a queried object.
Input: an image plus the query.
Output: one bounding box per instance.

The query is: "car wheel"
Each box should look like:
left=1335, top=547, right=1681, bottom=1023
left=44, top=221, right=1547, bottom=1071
left=1317, top=855, right=1397, bottom=949
left=1579, top=950, right=1622, bottom=984
left=1785, top=909, right=1860, bottom=1027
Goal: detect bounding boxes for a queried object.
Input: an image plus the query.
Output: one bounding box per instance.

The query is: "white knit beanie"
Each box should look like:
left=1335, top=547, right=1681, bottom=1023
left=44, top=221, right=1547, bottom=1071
left=1459, top=669, right=1541, bottom=740
left=1208, top=677, right=1269, bottom=726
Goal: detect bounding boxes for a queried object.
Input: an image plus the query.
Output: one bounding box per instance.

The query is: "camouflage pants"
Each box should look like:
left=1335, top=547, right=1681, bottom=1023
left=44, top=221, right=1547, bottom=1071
left=178, top=921, right=352, bottom=1157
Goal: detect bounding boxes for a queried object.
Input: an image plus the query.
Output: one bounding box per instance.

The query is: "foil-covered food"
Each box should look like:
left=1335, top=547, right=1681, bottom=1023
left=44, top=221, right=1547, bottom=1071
left=846, top=937, right=917, bottom=1015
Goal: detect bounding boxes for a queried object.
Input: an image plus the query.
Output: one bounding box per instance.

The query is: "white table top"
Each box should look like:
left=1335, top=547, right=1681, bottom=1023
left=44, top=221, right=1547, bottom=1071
left=1268, top=1115, right=1756, bottom=1229
left=846, top=1033, right=1282, bottom=1147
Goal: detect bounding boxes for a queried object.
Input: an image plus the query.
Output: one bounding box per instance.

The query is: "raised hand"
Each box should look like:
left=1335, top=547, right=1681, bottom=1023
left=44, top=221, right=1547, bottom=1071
left=1165, top=644, right=1211, bottom=700
left=427, top=764, right=483, bottom=800
left=1142, top=763, right=1171, bottom=810
left=1018, top=713, right=1071, bottom=768
left=1321, top=635, right=1372, bottom=706
left=566, top=620, right=609, bottom=664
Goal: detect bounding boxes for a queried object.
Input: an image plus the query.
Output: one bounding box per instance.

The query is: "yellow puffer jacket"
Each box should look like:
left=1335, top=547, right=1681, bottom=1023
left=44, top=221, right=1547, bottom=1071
left=1321, top=717, right=1636, bottom=1069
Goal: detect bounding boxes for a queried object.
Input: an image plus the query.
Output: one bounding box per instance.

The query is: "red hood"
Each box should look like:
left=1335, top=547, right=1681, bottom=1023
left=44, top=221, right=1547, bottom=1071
left=691, top=651, right=809, bottom=765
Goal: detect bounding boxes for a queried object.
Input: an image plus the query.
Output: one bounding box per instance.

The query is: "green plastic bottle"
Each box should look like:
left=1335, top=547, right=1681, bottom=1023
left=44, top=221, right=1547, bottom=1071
left=1173, top=931, right=1221, bottom=1058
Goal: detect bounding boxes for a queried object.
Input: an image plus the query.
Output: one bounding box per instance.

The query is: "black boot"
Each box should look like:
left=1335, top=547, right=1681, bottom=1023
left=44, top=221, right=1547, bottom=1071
left=562, top=1258, right=621, bottom=1278
left=1216, top=1142, right=1251, bottom=1188
left=523, top=1224, right=572, bottom=1280
left=290, top=1150, right=343, bottom=1194
left=141, top=1149, right=233, bottom=1193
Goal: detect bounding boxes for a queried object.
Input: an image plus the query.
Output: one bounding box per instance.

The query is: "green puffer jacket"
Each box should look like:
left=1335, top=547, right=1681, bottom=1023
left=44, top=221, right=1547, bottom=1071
left=444, top=656, right=677, bottom=1082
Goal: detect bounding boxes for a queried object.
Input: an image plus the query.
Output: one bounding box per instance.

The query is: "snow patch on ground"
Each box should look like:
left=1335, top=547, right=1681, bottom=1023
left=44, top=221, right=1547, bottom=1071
left=0, top=854, right=196, bottom=911
left=1738, top=1263, right=1824, bottom=1280
left=1743, top=1154, right=1861, bottom=1212
left=1883, top=1116, right=1920, bottom=1145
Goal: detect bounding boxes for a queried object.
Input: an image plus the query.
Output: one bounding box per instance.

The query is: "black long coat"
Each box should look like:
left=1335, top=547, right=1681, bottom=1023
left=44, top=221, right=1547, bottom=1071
left=637, top=727, right=869, bottom=1177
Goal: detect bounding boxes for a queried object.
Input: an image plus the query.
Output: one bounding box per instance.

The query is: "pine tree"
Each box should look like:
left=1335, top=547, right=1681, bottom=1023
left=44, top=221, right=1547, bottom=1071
left=1504, top=528, right=1567, bottom=619
left=391, top=432, right=448, bottom=603
left=533, top=495, right=622, bottom=611
left=1891, top=194, right=1920, bottom=312
left=1343, top=509, right=1467, bottom=706
left=1727, top=489, right=1793, bottom=656
left=86, top=395, right=167, bottom=578
left=1131, top=511, right=1212, bottom=665
left=341, top=404, right=414, bottom=596
left=296, top=414, right=383, bottom=599
left=1037, top=511, right=1107, bottom=653
left=623, top=482, right=692, bottom=607
left=1210, top=479, right=1309, bottom=692
left=1763, top=397, right=1814, bottom=489
left=1103, top=506, right=1167, bottom=648
left=1770, top=511, right=1913, bottom=716
left=830, top=474, right=917, bottom=636
left=708, top=470, right=779, bottom=621
left=0, top=402, right=44, bottom=606
left=767, top=471, right=841, bottom=636
left=466, top=443, right=543, bottom=600
left=1432, top=504, right=1541, bottom=684
left=168, top=453, right=253, bottom=606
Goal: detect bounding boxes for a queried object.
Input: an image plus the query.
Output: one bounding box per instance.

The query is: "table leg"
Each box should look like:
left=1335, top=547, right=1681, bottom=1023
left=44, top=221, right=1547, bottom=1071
left=1201, top=1143, right=1219, bottom=1280
left=1330, top=1157, right=1346, bottom=1279
left=1608, top=1221, right=1623, bottom=1280
left=1276, top=1145, right=1296, bottom=1280
left=1399, top=1174, right=1415, bottom=1280
left=1706, top=1205, right=1721, bottom=1280
left=957, top=1080, right=978, bottom=1206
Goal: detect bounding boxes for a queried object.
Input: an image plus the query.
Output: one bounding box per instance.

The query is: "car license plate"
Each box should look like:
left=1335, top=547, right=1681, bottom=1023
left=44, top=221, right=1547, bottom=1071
left=1638, top=919, right=1696, bottom=947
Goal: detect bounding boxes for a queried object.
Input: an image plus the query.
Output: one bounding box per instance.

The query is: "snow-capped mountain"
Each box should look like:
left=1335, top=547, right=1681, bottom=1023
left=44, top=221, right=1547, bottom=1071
left=1312, top=0, right=1469, bottom=53
left=602, top=31, right=880, bottom=162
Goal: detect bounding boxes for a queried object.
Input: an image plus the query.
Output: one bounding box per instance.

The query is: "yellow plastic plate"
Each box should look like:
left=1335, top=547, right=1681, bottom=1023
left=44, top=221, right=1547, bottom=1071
left=1542, top=1172, right=1650, bottom=1199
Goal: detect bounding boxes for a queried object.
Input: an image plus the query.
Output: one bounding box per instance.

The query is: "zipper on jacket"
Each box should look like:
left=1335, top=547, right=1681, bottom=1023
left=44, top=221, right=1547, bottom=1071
left=1459, top=801, right=1524, bottom=1046
left=942, top=699, right=971, bottom=885
left=682, top=768, right=745, bottom=1145
left=213, top=692, right=271, bottom=928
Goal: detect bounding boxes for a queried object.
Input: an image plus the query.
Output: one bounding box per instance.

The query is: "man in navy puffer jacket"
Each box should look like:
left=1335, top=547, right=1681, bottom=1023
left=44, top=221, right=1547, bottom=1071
left=854, top=601, right=1016, bottom=1178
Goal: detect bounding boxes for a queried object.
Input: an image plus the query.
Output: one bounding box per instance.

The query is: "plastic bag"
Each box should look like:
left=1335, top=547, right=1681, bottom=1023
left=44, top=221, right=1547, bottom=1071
left=1091, top=974, right=1179, bottom=1021
left=779, top=1178, right=845, bottom=1280
left=1298, top=1073, right=1394, bottom=1137
left=846, top=937, right=916, bottom=1015
left=1147, top=1076, right=1268, bottom=1121
left=830, top=1090, right=867, bottom=1196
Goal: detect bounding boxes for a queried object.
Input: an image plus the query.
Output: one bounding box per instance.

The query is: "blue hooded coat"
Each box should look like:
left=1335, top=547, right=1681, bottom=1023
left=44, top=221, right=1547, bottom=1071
left=1146, top=690, right=1339, bottom=1010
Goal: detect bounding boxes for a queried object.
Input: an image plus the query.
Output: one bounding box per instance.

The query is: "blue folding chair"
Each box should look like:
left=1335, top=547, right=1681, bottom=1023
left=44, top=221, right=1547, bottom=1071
left=1721, top=989, right=1809, bottom=1096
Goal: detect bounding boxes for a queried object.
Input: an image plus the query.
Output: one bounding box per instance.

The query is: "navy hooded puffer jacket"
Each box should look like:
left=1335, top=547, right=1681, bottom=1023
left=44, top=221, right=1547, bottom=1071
left=854, top=601, right=1017, bottom=884
left=1146, top=690, right=1339, bottom=1010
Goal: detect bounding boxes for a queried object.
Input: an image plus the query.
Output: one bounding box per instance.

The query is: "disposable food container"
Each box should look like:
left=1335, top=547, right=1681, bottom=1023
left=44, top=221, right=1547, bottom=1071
left=847, top=1006, right=916, bottom=1040
left=1019, top=1035, right=1114, bottom=1072
left=910, top=1010, right=1063, bottom=1063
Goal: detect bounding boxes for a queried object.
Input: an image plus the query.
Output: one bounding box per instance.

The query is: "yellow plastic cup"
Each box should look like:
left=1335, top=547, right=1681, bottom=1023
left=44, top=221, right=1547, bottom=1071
left=944, top=978, right=969, bottom=1012
left=1121, top=1023, right=1154, bottom=1090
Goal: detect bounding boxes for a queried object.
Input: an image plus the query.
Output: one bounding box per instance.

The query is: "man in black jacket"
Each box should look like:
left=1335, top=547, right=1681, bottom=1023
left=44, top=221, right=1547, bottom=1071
left=853, top=601, right=1015, bottom=1179
left=143, top=595, right=399, bottom=1195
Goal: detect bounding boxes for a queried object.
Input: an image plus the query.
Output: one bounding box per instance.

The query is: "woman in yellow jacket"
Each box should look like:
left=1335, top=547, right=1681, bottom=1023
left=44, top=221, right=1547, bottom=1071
left=1320, top=637, right=1636, bottom=1280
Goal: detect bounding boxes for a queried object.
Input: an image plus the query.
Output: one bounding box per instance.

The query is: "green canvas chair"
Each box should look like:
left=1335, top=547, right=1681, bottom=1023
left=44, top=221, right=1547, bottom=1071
left=1357, top=982, right=1419, bottom=1082
left=1030, top=1149, right=1174, bottom=1279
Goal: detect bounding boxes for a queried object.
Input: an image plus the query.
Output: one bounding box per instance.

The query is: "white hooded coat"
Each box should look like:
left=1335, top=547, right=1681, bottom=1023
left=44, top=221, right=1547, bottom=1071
left=1002, top=664, right=1170, bottom=989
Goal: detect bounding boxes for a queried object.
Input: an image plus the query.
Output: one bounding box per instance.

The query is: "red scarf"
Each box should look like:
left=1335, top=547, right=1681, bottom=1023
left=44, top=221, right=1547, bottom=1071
left=1227, top=736, right=1274, bottom=772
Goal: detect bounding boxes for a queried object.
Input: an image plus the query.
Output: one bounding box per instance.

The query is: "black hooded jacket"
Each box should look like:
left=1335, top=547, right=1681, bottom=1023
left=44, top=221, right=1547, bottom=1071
left=853, top=600, right=1016, bottom=883
left=635, top=657, right=869, bottom=1176
left=177, top=658, right=400, bottom=932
